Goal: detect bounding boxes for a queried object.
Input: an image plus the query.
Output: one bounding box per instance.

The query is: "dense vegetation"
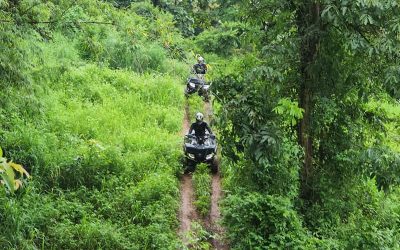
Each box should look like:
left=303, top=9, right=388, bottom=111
left=205, top=0, right=400, bottom=249
left=1, top=1, right=189, bottom=248
left=1, top=0, right=400, bottom=249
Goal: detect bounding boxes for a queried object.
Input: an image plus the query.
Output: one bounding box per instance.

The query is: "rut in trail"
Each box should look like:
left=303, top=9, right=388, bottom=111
left=204, top=102, right=229, bottom=250
left=178, top=102, right=199, bottom=244
left=209, top=172, right=228, bottom=249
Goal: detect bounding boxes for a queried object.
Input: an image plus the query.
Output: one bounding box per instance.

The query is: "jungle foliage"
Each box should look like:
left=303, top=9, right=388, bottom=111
left=2, top=0, right=400, bottom=249
left=0, top=0, right=189, bottom=249
left=199, top=0, right=400, bottom=249
left=109, top=0, right=223, bottom=37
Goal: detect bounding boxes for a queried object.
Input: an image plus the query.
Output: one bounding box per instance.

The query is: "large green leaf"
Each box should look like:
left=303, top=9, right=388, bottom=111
left=0, top=158, right=16, bottom=193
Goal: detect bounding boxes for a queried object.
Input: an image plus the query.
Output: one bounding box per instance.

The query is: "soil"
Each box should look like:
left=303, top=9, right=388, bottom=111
left=209, top=172, right=229, bottom=249
left=178, top=101, right=198, bottom=244
left=179, top=174, right=198, bottom=241
left=204, top=101, right=229, bottom=249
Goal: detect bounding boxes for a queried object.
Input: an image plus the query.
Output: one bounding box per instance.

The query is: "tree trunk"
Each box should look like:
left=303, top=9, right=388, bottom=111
left=297, top=2, right=321, bottom=200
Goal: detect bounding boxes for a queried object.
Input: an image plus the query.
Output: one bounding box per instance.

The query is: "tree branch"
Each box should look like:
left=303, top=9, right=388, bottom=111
left=0, top=19, right=114, bottom=25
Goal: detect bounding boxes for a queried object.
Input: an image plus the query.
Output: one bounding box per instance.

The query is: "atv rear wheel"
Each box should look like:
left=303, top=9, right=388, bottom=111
left=210, top=158, right=218, bottom=174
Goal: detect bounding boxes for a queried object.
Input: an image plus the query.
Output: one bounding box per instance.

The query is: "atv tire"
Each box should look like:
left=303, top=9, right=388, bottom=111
left=211, top=158, right=218, bottom=174
left=202, top=91, right=210, bottom=102
left=184, top=159, right=196, bottom=174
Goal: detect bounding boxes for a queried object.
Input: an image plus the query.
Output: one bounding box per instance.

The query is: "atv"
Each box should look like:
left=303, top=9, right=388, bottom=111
left=183, top=134, right=218, bottom=174
left=184, top=75, right=211, bottom=102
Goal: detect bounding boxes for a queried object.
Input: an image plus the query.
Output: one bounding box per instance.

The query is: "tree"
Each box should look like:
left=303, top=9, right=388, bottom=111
left=213, top=0, right=400, bottom=247
left=235, top=0, right=400, bottom=199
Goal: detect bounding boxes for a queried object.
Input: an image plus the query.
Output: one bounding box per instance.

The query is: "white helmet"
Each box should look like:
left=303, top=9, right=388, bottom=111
left=197, top=56, right=205, bottom=63
left=195, top=112, right=204, bottom=122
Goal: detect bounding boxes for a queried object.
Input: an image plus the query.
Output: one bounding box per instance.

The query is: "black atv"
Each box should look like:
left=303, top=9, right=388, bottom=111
left=183, top=134, right=218, bottom=173
left=184, top=76, right=210, bottom=102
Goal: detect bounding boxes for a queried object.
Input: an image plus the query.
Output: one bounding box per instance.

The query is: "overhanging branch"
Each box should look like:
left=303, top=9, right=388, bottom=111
left=0, top=19, right=115, bottom=25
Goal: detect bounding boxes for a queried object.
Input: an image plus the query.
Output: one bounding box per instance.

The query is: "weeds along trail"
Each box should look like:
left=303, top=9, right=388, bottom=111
left=204, top=101, right=229, bottom=250
left=209, top=172, right=228, bottom=249
left=179, top=100, right=199, bottom=244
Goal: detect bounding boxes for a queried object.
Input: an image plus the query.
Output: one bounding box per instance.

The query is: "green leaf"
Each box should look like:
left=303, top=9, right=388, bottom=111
left=0, top=159, right=16, bottom=193
left=9, top=162, right=30, bottom=178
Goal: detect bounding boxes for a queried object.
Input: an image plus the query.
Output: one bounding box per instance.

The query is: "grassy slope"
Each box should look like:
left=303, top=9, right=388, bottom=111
left=0, top=4, right=190, bottom=248
left=1, top=65, right=187, bottom=250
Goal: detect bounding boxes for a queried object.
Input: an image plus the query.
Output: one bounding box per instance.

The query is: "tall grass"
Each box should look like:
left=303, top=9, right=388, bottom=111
left=192, top=164, right=212, bottom=217
left=0, top=28, right=187, bottom=250
left=187, top=95, right=205, bottom=121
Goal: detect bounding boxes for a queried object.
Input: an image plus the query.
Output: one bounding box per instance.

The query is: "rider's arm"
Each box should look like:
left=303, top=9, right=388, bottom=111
left=192, top=64, right=199, bottom=74
left=205, top=123, right=213, bottom=134
left=189, top=123, right=195, bottom=134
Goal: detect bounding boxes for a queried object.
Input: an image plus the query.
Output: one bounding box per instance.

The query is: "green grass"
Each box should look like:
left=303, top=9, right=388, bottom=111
left=365, top=98, right=400, bottom=152
left=0, top=1, right=193, bottom=249
left=192, top=164, right=212, bottom=218
left=184, top=221, right=212, bottom=250
left=0, top=63, right=186, bottom=249
left=187, top=95, right=205, bottom=121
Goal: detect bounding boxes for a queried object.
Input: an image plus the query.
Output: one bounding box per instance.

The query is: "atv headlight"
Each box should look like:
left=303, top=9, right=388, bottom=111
left=206, top=153, right=214, bottom=160
left=189, top=82, right=195, bottom=88
left=188, top=153, right=195, bottom=159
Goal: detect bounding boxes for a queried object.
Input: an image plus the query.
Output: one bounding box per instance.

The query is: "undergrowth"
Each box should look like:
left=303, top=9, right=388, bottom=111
left=187, top=95, right=205, bottom=120
left=0, top=1, right=191, bottom=249
left=192, top=163, right=212, bottom=217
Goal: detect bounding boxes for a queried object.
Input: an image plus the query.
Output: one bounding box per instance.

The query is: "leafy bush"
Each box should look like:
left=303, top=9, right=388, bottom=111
left=194, top=22, right=244, bottom=56
left=305, top=178, right=400, bottom=249
left=223, top=192, right=312, bottom=249
left=185, top=221, right=212, bottom=250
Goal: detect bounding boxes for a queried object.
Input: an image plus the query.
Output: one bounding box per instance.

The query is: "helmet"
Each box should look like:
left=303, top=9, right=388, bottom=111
left=197, top=56, right=205, bottom=63
left=195, top=112, right=204, bottom=122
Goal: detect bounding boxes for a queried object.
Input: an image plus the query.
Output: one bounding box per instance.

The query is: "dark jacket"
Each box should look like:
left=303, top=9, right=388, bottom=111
left=189, top=121, right=212, bottom=137
left=193, top=63, right=207, bottom=74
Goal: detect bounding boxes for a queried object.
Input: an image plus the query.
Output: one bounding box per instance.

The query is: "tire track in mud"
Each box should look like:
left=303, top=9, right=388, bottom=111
left=204, top=101, right=229, bottom=250
left=178, top=101, right=199, bottom=246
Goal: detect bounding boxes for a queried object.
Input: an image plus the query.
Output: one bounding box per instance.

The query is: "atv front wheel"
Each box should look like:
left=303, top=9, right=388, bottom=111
left=210, top=158, right=218, bottom=174
left=184, top=159, right=196, bottom=174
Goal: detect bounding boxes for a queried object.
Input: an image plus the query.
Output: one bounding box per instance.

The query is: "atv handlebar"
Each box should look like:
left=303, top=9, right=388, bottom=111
left=185, top=134, right=215, bottom=139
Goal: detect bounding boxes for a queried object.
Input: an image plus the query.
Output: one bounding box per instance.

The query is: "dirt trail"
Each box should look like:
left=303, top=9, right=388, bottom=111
left=179, top=175, right=198, bottom=236
left=204, top=102, right=229, bottom=250
left=178, top=102, right=198, bottom=244
left=209, top=172, right=228, bottom=249
left=178, top=99, right=228, bottom=249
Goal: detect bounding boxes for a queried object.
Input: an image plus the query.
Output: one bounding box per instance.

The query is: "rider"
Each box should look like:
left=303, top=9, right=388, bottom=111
left=189, top=112, right=213, bottom=138
left=192, top=56, right=207, bottom=81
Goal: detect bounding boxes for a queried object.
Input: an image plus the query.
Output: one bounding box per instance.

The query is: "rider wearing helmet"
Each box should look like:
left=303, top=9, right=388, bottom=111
left=189, top=112, right=212, bottom=137
left=193, top=56, right=207, bottom=75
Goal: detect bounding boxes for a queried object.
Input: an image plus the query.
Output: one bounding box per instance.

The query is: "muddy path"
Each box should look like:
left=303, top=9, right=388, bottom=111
left=178, top=101, right=199, bottom=245
left=204, top=101, right=229, bottom=250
